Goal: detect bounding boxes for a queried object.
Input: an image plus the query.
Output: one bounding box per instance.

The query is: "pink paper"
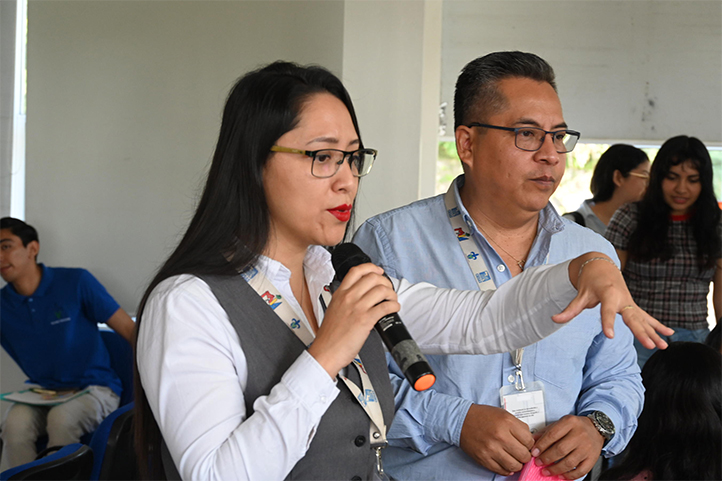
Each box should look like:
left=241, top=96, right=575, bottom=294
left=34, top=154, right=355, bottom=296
left=518, top=459, right=565, bottom=481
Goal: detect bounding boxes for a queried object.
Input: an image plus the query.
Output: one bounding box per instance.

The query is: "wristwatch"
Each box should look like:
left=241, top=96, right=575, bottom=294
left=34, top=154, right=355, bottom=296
left=585, top=411, right=615, bottom=442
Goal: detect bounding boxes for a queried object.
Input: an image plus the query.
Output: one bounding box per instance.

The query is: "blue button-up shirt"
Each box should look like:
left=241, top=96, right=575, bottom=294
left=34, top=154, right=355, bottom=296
left=353, top=176, right=643, bottom=481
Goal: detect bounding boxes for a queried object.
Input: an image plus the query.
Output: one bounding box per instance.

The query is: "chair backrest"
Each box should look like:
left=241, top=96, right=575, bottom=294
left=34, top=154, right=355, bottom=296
left=0, top=443, right=93, bottom=481
left=100, top=329, right=134, bottom=406
left=88, top=402, right=137, bottom=480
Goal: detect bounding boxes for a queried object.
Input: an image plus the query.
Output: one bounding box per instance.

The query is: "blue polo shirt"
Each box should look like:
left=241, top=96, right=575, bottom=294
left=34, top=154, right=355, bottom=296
left=1, top=265, right=123, bottom=396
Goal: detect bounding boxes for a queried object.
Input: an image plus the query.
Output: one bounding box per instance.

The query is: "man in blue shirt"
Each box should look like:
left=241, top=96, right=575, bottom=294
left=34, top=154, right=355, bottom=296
left=0, top=217, right=135, bottom=470
left=353, top=52, right=643, bottom=480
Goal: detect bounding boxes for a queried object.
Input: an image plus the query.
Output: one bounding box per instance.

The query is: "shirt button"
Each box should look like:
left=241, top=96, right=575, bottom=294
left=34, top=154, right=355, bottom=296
left=319, top=396, right=326, bottom=403
left=497, top=264, right=506, bottom=272
left=354, top=435, right=366, bottom=447
left=508, top=375, right=515, bottom=383
left=28, top=298, right=33, bottom=302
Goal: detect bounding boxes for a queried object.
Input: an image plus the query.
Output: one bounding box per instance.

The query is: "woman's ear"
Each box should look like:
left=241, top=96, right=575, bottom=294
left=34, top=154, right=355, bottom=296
left=612, top=169, right=624, bottom=188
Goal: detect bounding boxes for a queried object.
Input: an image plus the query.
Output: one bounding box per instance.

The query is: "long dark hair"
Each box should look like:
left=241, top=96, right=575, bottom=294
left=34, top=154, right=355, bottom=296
left=590, top=144, right=649, bottom=203
left=133, top=61, right=362, bottom=479
left=600, top=342, right=722, bottom=480
left=627, top=135, right=720, bottom=269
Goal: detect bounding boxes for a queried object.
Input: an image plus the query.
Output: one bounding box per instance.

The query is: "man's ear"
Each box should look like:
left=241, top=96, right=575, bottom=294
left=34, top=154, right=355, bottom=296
left=27, top=240, right=39, bottom=262
left=455, top=126, right=475, bottom=172
left=612, top=169, right=624, bottom=188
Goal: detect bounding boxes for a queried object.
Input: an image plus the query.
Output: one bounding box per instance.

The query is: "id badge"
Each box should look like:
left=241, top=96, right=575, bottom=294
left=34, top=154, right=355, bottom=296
left=499, top=380, right=546, bottom=433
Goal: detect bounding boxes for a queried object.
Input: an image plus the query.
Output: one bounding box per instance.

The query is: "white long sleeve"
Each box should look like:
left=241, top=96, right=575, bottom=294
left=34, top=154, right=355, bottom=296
left=397, top=260, right=576, bottom=354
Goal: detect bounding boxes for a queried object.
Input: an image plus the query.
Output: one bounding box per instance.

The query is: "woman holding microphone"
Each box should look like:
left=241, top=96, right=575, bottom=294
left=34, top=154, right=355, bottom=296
left=134, top=61, right=669, bottom=480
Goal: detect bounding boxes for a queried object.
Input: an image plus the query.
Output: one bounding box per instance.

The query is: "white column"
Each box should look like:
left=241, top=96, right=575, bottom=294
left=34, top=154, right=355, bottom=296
left=342, top=0, right=442, bottom=225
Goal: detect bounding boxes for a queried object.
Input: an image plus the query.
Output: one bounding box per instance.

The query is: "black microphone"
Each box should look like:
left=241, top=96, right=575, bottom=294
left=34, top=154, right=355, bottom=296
left=331, top=243, right=436, bottom=391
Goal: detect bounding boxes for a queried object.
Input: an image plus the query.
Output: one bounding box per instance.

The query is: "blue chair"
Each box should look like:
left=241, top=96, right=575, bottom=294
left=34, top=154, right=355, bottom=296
left=99, top=330, right=134, bottom=406
left=88, top=402, right=136, bottom=480
left=0, top=443, right=93, bottom=480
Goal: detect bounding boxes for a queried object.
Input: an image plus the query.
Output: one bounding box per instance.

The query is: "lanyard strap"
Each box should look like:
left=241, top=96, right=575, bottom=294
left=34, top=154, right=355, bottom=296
left=443, top=184, right=497, bottom=292
left=443, top=184, right=525, bottom=386
left=242, top=266, right=387, bottom=445
left=340, top=362, right=387, bottom=446
left=242, top=266, right=315, bottom=346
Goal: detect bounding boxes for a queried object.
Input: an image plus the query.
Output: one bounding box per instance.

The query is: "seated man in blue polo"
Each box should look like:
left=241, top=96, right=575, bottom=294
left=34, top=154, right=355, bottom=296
left=0, top=217, right=135, bottom=470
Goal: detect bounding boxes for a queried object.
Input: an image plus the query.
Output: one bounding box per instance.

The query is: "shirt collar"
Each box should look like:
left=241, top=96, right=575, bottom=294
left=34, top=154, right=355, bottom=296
left=33, top=264, right=53, bottom=297
left=256, top=245, right=334, bottom=295
left=539, top=201, right=565, bottom=234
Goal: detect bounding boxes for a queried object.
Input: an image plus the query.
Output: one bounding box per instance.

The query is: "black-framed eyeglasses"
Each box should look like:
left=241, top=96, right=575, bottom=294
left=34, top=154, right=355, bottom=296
left=466, top=122, right=581, bottom=153
left=270, top=145, right=377, bottom=178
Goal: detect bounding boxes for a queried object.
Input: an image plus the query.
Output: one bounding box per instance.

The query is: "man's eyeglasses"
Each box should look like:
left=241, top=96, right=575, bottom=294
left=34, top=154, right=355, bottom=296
left=270, top=146, right=377, bottom=178
left=466, top=123, right=581, bottom=153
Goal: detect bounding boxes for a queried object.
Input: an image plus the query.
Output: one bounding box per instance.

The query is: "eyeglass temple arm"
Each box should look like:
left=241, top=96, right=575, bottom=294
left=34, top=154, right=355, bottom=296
left=270, top=146, right=309, bottom=156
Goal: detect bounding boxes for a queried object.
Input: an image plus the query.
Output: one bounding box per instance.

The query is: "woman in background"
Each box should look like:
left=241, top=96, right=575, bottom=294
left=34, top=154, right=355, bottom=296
left=564, top=144, right=650, bottom=234
left=606, top=135, right=722, bottom=367
left=600, top=342, right=721, bottom=481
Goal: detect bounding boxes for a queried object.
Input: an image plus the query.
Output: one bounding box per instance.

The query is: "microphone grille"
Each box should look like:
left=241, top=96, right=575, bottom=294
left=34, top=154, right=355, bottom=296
left=331, top=243, right=371, bottom=281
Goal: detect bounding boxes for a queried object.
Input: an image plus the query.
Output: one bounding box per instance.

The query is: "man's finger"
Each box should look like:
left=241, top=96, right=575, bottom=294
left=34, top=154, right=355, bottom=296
left=510, top=423, right=535, bottom=451
left=495, top=454, right=525, bottom=477
left=543, top=449, right=595, bottom=480
left=531, top=421, right=569, bottom=457
left=485, top=458, right=515, bottom=478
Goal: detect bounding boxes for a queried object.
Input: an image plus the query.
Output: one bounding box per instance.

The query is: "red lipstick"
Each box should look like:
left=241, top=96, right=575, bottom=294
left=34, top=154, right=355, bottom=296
left=328, top=204, right=352, bottom=222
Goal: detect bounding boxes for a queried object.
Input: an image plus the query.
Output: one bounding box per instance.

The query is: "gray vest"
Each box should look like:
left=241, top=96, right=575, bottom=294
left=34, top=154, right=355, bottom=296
left=193, top=273, right=396, bottom=480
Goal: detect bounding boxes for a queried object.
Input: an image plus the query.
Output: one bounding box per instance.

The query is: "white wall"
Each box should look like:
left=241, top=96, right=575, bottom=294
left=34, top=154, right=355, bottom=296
left=25, top=0, right=344, bottom=313
left=342, top=0, right=442, bottom=224
left=440, top=0, right=722, bottom=144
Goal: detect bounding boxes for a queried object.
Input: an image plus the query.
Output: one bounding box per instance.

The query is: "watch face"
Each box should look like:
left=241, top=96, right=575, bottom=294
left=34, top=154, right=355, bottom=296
left=594, top=412, right=615, bottom=434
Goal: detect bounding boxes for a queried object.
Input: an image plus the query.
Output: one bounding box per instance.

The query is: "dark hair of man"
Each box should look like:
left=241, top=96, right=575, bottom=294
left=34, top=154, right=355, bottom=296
left=133, top=61, right=363, bottom=479
left=590, top=144, right=649, bottom=202
left=0, top=217, right=39, bottom=246
left=453, top=51, right=557, bottom=130
left=600, top=342, right=721, bottom=481
left=626, top=135, right=721, bottom=269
